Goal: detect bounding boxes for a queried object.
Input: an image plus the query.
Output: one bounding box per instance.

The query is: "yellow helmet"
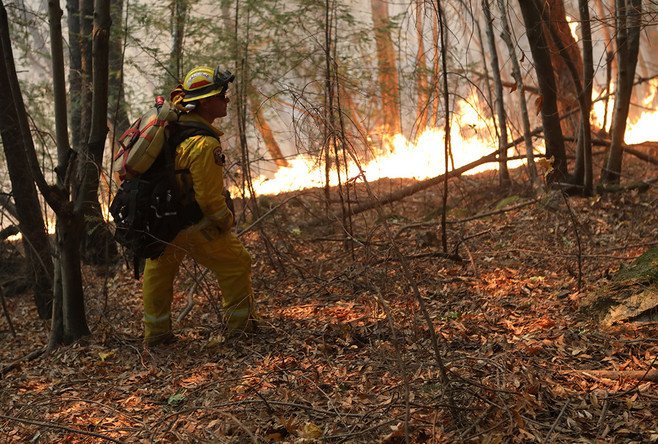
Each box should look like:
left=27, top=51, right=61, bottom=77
left=181, top=65, right=235, bottom=103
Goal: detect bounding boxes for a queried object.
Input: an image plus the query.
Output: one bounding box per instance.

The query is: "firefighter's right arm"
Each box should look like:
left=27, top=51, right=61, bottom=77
left=187, top=136, right=233, bottom=231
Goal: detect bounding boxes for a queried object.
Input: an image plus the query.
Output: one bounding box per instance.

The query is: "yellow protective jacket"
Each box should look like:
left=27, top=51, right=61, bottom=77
left=175, top=113, right=233, bottom=232
left=142, top=112, right=255, bottom=344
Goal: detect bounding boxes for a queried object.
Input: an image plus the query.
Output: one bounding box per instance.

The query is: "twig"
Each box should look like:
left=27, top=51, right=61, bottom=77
left=560, top=192, right=583, bottom=291
left=218, top=412, right=258, bottom=444
left=598, top=241, right=658, bottom=253
left=394, top=199, right=538, bottom=239
left=459, top=405, right=496, bottom=440
left=566, top=369, right=658, bottom=382
left=237, top=193, right=306, bottom=236
left=372, top=251, right=462, bottom=265
left=176, top=280, right=198, bottom=323
left=544, top=400, right=570, bottom=443
left=453, top=199, right=540, bottom=224
left=0, top=414, right=126, bottom=443
left=0, top=347, right=45, bottom=377
left=249, top=387, right=277, bottom=415
left=327, top=417, right=400, bottom=442
left=595, top=392, right=609, bottom=439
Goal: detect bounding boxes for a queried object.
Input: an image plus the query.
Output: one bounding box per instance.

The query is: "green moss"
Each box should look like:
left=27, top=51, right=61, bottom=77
left=582, top=247, right=658, bottom=324
left=612, top=246, right=658, bottom=285
left=495, top=195, right=523, bottom=210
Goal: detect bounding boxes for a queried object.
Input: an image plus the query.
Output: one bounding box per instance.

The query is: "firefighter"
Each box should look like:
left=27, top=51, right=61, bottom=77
left=142, top=65, right=257, bottom=346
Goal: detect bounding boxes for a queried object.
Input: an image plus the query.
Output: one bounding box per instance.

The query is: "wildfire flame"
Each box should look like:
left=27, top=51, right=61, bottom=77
left=247, top=83, right=658, bottom=197
left=7, top=86, right=658, bottom=242
left=593, top=80, right=658, bottom=145
left=244, top=97, right=529, bottom=196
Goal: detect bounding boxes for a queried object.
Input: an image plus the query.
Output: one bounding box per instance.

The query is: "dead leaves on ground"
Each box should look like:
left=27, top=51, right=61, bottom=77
left=1, top=170, right=658, bottom=443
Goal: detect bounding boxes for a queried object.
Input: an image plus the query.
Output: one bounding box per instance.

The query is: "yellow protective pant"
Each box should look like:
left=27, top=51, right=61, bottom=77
left=142, top=226, right=255, bottom=343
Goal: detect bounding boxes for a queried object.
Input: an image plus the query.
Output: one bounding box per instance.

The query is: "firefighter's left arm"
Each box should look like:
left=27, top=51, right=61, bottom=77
left=187, top=137, right=233, bottom=231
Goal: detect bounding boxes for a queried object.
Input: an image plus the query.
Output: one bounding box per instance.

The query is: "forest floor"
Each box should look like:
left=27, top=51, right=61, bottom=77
left=1, top=150, right=657, bottom=443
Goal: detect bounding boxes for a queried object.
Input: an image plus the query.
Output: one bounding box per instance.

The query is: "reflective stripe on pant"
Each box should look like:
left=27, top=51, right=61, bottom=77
left=142, top=226, right=254, bottom=342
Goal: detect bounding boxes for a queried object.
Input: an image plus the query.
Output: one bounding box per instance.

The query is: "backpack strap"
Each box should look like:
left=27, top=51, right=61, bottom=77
left=167, top=121, right=219, bottom=149
left=162, top=121, right=221, bottom=223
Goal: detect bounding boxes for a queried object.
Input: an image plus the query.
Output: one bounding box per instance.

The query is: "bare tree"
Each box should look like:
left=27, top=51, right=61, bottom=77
left=573, top=0, right=594, bottom=194
left=496, top=0, right=537, bottom=183
left=371, top=0, right=401, bottom=134
left=517, top=0, right=568, bottom=183
left=108, top=0, right=130, bottom=133
left=0, top=0, right=54, bottom=320
left=414, top=0, right=429, bottom=135
left=47, top=0, right=90, bottom=346
left=544, top=0, right=583, bottom=140
left=482, top=0, right=510, bottom=187
left=601, top=0, right=642, bottom=185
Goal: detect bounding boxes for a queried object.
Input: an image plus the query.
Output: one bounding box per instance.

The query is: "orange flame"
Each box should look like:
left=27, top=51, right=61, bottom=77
left=244, top=98, right=529, bottom=196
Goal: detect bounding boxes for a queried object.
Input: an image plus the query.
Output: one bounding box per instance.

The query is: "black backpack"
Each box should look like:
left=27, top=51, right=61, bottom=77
left=109, top=122, right=218, bottom=274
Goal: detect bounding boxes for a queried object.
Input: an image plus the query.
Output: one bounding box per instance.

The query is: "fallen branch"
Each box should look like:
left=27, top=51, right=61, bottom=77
left=623, top=143, right=658, bottom=166
left=590, top=138, right=658, bottom=166
left=597, top=176, right=658, bottom=194
left=0, top=414, right=126, bottom=443
left=569, top=369, right=658, bottom=382
left=303, top=150, right=499, bottom=228
left=372, top=251, right=462, bottom=265
left=394, top=200, right=537, bottom=240
left=545, top=400, right=570, bottom=444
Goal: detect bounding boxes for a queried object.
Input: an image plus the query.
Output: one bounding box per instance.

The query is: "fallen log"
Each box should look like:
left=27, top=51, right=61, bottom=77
left=589, top=138, right=658, bottom=166
left=301, top=150, right=499, bottom=228
left=624, top=144, right=658, bottom=166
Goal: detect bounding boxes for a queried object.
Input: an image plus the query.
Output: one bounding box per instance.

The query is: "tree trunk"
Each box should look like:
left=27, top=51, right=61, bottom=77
left=79, top=0, right=94, bottom=149
left=574, top=0, right=594, bottom=194
left=66, top=0, right=82, bottom=151
left=48, top=0, right=90, bottom=346
left=436, top=0, right=451, bottom=253
left=541, top=0, right=593, bottom=194
left=482, top=0, right=510, bottom=187
left=370, top=0, right=401, bottom=135
left=414, top=0, right=429, bottom=135
left=544, top=0, right=583, bottom=140
left=0, top=0, right=54, bottom=320
left=517, top=0, right=568, bottom=183
left=602, top=0, right=642, bottom=185
left=248, top=87, right=289, bottom=168
left=167, top=0, right=187, bottom=83
left=594, top=0, right=616, bottom=96
left=430, top=17, right=440, bottom=126
left=496, top=0, right=537, bottom=183
left=57, top=204, right=89, bottom=343
left=79, top=0, right=117, bottom=264
left=108, top=0, right=129, bottom=133
left=339, top=82, right=370, bottom=150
